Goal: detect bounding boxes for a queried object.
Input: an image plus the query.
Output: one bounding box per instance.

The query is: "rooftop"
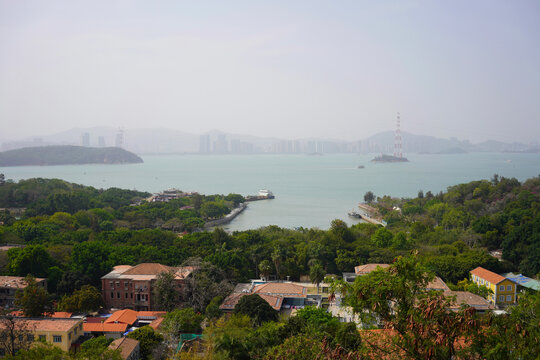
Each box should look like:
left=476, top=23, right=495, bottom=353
left=0, top=318, right=82, bottom=332
left=102, top=263, right=196, bottom=281
left=254, top=282, right=307, bottom=298
left=444, top=291, right=494, bottom=310
left=354, top=264, right=390, bottom=275
left=105, top=309, right=138, bottom=325
left=470, top=267, right=508, bottom=285
left=426, top=277, right=450, bottom=291
left=503, top=273, right=540, bottom=291
left=220, top=292, right=283, bottom=311
left=108, top=337, right=139, bottom=360
left=0, top=276, right=46, bottom=289
left=83, top=322, right=128, bottom=333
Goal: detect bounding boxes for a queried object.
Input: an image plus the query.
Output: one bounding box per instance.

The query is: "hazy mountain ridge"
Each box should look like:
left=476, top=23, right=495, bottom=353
left=0, top=128, right=535, bottom=154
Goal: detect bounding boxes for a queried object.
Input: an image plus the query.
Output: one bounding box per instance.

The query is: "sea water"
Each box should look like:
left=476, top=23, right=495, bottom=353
left=2, top=153, right=539, bottom=230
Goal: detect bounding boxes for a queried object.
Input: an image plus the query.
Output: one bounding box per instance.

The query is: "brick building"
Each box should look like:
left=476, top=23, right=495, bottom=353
left=101, top=263, right=195, bottom=311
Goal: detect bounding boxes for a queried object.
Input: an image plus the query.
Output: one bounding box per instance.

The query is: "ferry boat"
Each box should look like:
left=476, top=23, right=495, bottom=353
left=258, top=190, right=275, bottom=199
left=348, top=210, right=362, bottom=219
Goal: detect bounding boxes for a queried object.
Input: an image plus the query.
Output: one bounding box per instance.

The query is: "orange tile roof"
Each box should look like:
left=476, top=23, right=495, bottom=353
left=354, top=264, right=390, bottom=275
left=51, top=312, right=73, bottom=318
left=254, top=282, right=307, bottom=297
left=105, top=309, right=138, bottom=325
left=148, top=317, right=165, bottom=330
left=136, top=311, right=166, bottom=319
left=470, top=267, right=507, bottom=285
left=108, top=337, right=139, bottom=360
left=84, top=322, right=128, bottom=333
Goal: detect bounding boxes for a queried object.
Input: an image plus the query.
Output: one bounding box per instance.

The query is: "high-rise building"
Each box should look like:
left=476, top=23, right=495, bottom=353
left=98, top=136, right=106, bottom=148
left=81, top=133, right=90, bottom=147
left=199, top=135, right=211, bottom=153
left=213, top=135, right=228, bottom=153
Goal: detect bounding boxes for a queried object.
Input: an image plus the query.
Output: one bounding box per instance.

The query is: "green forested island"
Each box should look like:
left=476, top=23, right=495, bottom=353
left=0, top=175, right=538, bottom=359
left=0, top=145, right=143, bottom=166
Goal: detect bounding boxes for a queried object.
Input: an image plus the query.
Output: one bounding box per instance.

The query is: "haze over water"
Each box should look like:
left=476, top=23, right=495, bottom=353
left=3, top=152, right=539, bottom=230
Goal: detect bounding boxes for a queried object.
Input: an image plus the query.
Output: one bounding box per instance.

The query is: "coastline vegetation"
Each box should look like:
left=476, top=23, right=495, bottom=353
left=0, top=175, right=538, bottom=358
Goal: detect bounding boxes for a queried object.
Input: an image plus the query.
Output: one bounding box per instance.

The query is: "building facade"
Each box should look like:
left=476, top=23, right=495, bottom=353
left=470, top=267, right=516, bottom=306
left=101, top=263, right=195, bottom=311
left=0, top=276, right=47, bottom=308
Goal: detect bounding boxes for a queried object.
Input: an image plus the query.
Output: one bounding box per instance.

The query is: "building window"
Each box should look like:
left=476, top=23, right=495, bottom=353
left=130, top=293, right=133, bottom=298
left=500, top=285, right=505, bottom=291
left=486, top=282, right=490, bottom=288
left=39, top=335, right=46, bottom=341
left=53, top=335, right=62, bottom=343
left=480, top=279, right=484, bottom=285
left=507, top=295, right=512, bottom=302
left=499, top=295, right=504, bottom=302
left=68, top=332, right=71, bottom=340
left=125, top=292, right=128, bottom=299
left=507, top=285, right=512, bottom=291
left=18, top=335, right=23, bottom=341
left=27, top=335, right=34, bottom=342
left=117, top=292, right=120, bottom=298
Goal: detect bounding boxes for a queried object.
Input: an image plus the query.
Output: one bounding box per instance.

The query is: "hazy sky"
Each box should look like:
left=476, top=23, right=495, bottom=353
left=1, top=1, right=539, bottom=143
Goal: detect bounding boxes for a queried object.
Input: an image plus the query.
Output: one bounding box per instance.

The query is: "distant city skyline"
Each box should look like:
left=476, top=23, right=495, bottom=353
left=1, top=1, right=539, bottom=143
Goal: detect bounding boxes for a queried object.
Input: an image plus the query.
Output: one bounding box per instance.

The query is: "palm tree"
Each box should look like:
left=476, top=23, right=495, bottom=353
left=309, top=263, right=326, bottom=294
left=271, top=247, right=283, bottom=281
left=258, top=260, right=272, bottom=281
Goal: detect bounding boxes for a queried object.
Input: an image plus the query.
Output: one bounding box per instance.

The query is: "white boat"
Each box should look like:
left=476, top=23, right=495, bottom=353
left=258, top=189, right=275, bottom=199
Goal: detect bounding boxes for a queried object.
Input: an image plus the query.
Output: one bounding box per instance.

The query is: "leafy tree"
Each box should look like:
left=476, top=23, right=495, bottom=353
left=162, top=308, right=204, bottom=342
left=15, top=275, right=53, bottom=317
left=234, top=294, right=278, bottom=326
left=7, top=245, right=55, bottom=278
left=371, top=227, right=393, bottom=247
left=334, top=322, right=362, bottom=352
left=152, top=271, right=179, bottom=311
left=332, top=254, right=482, bottom=359
left=57, top=285, right=104, bottom=313
left=183, top=259, right=233, bottom=312
left=364, top=191, right=375, bottom=204
left=263, top=334, right=324, bottom=360
left=271, top=247, right=284, bottom=280
left=127, top=326, right=164, bottom=360
left=205, top=296, right=223, bottom=320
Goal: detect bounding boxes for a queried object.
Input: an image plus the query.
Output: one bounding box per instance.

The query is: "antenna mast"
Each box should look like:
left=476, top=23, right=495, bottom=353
left=394, top=112, right=402, bottom=158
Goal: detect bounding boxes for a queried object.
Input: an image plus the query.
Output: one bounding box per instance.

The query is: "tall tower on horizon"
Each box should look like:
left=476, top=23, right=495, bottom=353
left=393, top=112, right=402, bottom=158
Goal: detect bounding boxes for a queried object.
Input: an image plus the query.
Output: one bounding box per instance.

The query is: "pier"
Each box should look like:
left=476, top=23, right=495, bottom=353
left=357, top=203, right=386, bottom=227
left=204, top=203, right=247, bottom=228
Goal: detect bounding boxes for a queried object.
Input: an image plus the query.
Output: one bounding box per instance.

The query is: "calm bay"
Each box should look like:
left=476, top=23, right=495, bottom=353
left=2, top=152, right=539, bottom=231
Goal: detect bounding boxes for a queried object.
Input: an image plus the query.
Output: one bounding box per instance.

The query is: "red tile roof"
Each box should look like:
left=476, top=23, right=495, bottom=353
left=354, top=264, right=390, bottom=275
left=470, top=267, right=507, bottom=285
left=84, top=322, right=128, bottom=333
left=122, top=263, right=173, bottom=276
left=51, top=312, right=73, bottom=318
left=105, top=309, right=138, bottom=325
left=148, top=317, right=164, bottom=330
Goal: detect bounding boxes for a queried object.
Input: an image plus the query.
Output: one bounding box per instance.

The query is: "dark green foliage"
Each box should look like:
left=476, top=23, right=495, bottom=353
left=15, top=275, right=53, bottom=317
left=234, top=294, right=279, bottom=326
left=57, top=285, right=104, bottom=313
left=0, top=145, right=142, bottom=167
left=127, top=326, right=164, bottom=360
left=162, top=308, right=204, bottom=337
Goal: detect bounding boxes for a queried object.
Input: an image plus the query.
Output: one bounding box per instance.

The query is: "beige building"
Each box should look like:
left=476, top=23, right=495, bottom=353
left=108, top=337, right=140, bottom=360
left=0, top=317, right=83, bottom=355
